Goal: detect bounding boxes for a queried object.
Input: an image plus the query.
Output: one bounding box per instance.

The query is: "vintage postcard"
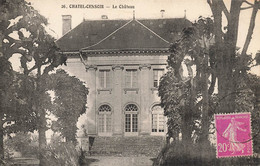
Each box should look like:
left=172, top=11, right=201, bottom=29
left=1, top=0, right=260, bottom=165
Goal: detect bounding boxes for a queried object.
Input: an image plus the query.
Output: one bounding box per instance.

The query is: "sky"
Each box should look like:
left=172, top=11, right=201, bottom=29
left=26, top=0, right=213, bottom=38
left=24, top=0, right=260, bottom=74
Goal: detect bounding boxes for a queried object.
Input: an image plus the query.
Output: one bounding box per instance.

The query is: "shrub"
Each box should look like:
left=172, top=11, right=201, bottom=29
left=153, top=141, right=259, bottom=166
left=4, top=132, right=38, bottom=157
left=44, top=142, right=80, bottom=166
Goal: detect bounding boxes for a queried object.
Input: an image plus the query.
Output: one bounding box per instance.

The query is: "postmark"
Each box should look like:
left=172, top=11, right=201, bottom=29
left=214, top=112, right=253, bottom=158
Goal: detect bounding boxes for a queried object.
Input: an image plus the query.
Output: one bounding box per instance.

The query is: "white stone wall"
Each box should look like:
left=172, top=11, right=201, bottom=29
left=63, top=53, right=168, bottom=136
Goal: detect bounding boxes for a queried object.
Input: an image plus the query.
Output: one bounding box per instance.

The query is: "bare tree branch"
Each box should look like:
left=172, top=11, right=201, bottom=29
left=208, top=72, right=216, bottom=95
left=207, top=0, right=214, bottom=13
left=241, top=6, right=254, bottom=10
left=243, top=0, right=254, bottom=6
left=5, top=47, right=26, bottom=59
left=211, top=0, right=224, bottom=43
left=241, top=0, right=259, bottom=56
left=4, top=24, right=20, bottom=36
left=219, top=0, right=231, bottom=21
left=207, top=0, right=212, bottom=7
left=28, top=65, right=38, bottom=73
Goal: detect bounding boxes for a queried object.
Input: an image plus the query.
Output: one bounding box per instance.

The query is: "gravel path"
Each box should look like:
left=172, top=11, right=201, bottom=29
left=87, top=156, right=155, bottom=166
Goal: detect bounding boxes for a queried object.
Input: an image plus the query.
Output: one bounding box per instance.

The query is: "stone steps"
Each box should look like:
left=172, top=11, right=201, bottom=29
left=89, top=136, right=166, bottom=157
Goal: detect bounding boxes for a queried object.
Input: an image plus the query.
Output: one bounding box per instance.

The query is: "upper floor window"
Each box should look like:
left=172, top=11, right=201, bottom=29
left=125, top=69, right=138, bottom=88
left=99, top=70, right=111, bottom=88
left=153, top=69, right=164, bottom=88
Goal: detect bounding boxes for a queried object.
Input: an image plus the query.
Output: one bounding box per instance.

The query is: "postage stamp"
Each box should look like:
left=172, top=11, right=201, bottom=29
left=214, top=112, right=253, bottom=158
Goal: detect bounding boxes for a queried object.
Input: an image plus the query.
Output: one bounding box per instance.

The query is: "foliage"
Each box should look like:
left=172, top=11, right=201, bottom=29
left=47, top=134, right=88, bottom=165
left=50, top=69, right=88, bottom=144
left=0, top=69, right=39, bottom=159
left=1, top=0, right=67, bottom=71
left=1, top=0, right=67, bottom=164
left=4, top=132, right=38, bottom=157
left=44, top=142, right=80, bottom=166
left=247, top=74, right=260, bottom=154
left=4, top=73, right=39, bottom=134
left=159, top=17, right=215, bottom=144
left=206, top=0, right=260, bottom=113
left=153, top=141, right=260, bottom=166
left=158, top=8, right=260, bottom=162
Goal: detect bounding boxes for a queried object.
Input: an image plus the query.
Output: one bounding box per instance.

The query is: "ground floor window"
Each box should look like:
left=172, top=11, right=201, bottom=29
left=125, top=104, right=138, bottom=132
left=98, top=105, right=112, bottom=133
left=152, top=105, right=165, bottom=133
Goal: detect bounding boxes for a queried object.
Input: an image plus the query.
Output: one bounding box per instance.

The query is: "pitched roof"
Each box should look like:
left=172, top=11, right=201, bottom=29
left=56, top=18, right=191, bottom=52
left=82, top=19, right=171, bottom=52
left=56, top=19, right=129, bottom=52
left=139, top=18, right=190, bottom=42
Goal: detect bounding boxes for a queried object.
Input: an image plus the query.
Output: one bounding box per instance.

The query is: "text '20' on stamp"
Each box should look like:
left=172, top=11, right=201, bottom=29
left=214, top=112, right=253, bottom=158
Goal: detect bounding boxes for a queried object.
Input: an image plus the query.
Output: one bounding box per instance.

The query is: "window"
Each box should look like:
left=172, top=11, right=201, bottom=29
left=125, top=104, right=138, bottom=132
left=152, top=105, right=165, bottom=133
left=98, top=105, right=112, bottom=133
left=153, top=69, right=164, bottom=88
left=99, top=70, right=111, bottom=88
left=125, top=69, right=138, bottom=88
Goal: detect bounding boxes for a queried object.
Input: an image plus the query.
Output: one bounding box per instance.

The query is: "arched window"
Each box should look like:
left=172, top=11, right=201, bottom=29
left=125, top=104, right=138, bottom=132
left=98, top=105, right=112, bottom=133
left=152, top=105, right=165, bottom=133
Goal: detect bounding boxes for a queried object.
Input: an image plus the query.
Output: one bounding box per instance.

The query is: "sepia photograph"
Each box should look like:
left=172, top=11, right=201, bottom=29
left=0, top=0, right=260, bottom=165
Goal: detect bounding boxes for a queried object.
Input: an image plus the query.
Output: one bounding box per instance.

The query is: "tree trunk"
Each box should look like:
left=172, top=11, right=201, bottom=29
left=0, top=31, right=3, bottom=58
left=0, top=115, right=4, bottom=160
left=38, top=108, right=47, bottom=166
left=181, top=111, right=192, bottom=145
left=200, top=52, right=210, bottom=160
left=181, top=106, right=193, bottom=158
left=241, top=0, right=259, bottom=56
left=0, top=32, right=6, bottom=160
left=0, top=91, right=4, bottom=160
left=35, top=75, right=47, bottom=166
left=212, top=0, right=243, bottom=114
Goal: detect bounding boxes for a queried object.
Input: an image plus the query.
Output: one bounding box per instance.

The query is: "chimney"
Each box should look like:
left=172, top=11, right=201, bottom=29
left=101, top=15, right=108, bottom=19
left=160, top=10, right=165, bottom=18
left=62, top=15, right=72, bottom=36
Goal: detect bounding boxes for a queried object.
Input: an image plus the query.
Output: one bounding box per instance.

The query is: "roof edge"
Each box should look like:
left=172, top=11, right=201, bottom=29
left=60, top=47, right=170, bottom=55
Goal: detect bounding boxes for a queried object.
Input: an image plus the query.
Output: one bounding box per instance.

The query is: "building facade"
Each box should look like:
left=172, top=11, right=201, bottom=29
left=56, top=16, right=191, bottom=139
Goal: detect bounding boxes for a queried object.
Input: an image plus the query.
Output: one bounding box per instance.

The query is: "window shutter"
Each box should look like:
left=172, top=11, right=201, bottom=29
left=99, top=71, right=105, bottom=88
left=158, top=70, right=164, bottom=80
left=132, top=70, right=138, bottom=88
left=153, top=69, right=164, bottom=88
left=125, top=70, right=131, bottom=87
left=106, top=70, right=111, bottom=88
left=153, top=70, right=158, bottom=87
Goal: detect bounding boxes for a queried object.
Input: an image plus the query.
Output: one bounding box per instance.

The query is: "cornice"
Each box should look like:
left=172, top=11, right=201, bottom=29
left=85, top=65, right=97, bottom=71
left=81, top=49, right=169, bottom=55
left=139, top=64, right=151, bottom=70
left=112, top=65, right=124, bottom=70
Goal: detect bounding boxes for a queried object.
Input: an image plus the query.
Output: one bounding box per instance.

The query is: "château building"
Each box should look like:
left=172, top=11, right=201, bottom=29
left=56, top=14, right=191, bottom=155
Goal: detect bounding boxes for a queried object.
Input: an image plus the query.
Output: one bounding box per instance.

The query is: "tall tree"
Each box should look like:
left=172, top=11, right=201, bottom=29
left=0, top=60, right=39, bottom=161
left=159, top=17, right=215, bottom=156
left=207, top=0, right=260, bottom=113
left=159, top=8, right=260, bottom=158
left=50, top=69, right=88, bottom=144
left=0, top=57, right=13, bottom=159
left=0, top=0, right=66, bottom=165
left=206, top=0, right=260, bottom=156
